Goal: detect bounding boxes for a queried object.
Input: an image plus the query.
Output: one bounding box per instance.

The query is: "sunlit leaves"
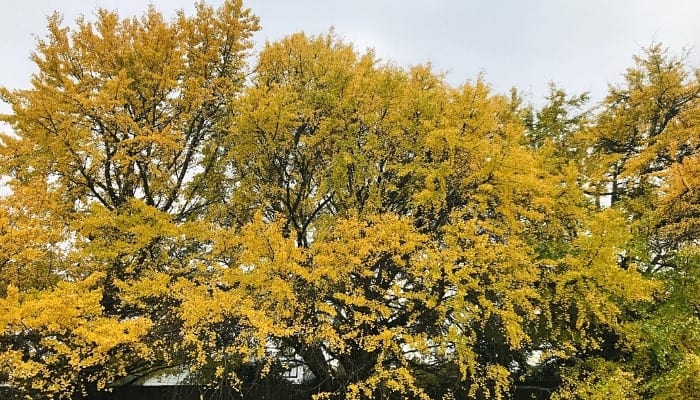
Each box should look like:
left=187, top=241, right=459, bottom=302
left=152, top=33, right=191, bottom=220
left=0, top=274, right=152, bottom=399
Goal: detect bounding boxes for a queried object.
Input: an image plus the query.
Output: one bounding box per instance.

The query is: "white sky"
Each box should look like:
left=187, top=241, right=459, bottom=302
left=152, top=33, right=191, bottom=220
left=0, top=0, right=699, bottom=105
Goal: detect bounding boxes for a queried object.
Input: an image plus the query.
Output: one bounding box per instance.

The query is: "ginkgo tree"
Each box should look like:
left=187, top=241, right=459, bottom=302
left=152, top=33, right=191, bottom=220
left=0, top=1, right=262, bottom=398
left=0, top=2, right=674, bottom=400
left=560, top=45, right=700, bottom=400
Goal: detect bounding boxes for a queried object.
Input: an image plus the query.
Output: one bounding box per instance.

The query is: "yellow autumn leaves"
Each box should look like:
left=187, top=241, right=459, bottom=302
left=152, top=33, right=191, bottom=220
left=0, top=2, right=697, bottom=400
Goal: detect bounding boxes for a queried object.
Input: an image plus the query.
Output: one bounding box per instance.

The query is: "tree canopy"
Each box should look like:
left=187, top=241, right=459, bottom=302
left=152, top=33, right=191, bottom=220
left=0, top=2, right=697, bottom=399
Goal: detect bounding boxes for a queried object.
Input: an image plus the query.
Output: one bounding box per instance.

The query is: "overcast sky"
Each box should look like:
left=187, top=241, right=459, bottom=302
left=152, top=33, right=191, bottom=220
left=0, top=1, right=699, bottom=106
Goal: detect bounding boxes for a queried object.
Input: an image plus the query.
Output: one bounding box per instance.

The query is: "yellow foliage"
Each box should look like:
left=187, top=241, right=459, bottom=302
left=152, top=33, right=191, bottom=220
left=0, top=4, right=672, bottom=400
